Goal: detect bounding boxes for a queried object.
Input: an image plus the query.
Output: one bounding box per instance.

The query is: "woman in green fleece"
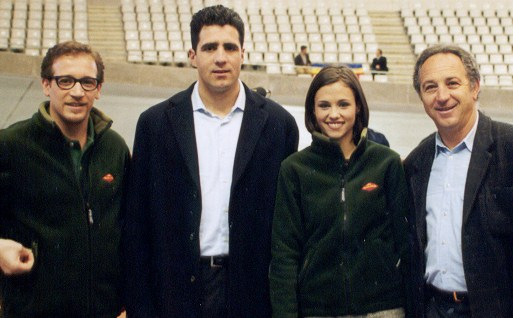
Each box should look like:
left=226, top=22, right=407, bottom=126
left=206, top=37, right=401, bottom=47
left=270, top=66, right=411, bottom=318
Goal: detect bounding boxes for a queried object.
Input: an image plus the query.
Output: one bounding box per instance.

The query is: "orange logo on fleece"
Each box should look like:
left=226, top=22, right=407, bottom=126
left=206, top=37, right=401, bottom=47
left=361, top=182, right=379, bottom=192
left=102, top=173, right=114, bottom=183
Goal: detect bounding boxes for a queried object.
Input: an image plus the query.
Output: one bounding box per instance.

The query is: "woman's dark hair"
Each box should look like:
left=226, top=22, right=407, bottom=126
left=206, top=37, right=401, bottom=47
left=304, top=66, right=369, bottom=144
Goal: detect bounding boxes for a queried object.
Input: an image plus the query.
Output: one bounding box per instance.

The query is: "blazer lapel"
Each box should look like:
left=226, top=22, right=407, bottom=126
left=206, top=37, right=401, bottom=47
left=410, top=139, right=436, bottom=247
left=231, top=89, right=268, bottom=189
left=462, top=112, right=493, bottom=225
left=165, top=92, right=201, bottom=191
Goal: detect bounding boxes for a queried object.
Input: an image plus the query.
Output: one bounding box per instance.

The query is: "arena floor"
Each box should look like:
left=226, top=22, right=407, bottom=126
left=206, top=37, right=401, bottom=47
left=2, top=73, right=513, bottom=158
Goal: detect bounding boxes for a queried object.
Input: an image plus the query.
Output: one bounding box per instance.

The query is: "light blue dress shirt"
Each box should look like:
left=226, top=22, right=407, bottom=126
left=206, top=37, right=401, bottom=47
left=424, top=113, right=479, bottom=292
left=192, top=81, right=245, bottom=256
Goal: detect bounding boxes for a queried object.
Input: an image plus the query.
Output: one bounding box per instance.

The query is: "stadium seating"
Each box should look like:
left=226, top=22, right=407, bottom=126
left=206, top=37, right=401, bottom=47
left=1, top=0, right=513, bottom=85
left=401, top=6, right=513, bottom=87
left=117, top=0, right=379, bottom=74
left=0, top=0, right=88, bottom=56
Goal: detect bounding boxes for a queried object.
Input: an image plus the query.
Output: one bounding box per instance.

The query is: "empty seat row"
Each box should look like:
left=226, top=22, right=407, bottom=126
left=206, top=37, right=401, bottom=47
left=411, top=33, right=513, bottom=47
left=2, top=0, right=88, bottom=13
left=246, top=51, right=372, bottom=66
left=402, top=8, right=513, bottom=19
left=404, top=15, right=507, bottom=28
left=127, top=49, right=188, bottom=64
left=407, top=24, right=513, bottom=37
left=482, top=75, right=513, bottom=87
left=250, top=13, right=371, bottom=25
left=0, top=18, right=87, bottom=30
left=262, top=7, right=370, bottom=17
left=126, top=39, right=189, bottom=52
left=480, top=62, right=513, bottom=75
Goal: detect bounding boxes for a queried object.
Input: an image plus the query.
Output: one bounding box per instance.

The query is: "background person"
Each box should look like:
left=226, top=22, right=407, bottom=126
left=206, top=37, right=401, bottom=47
left=404, top=44, right=513, bottom=317
left=294, top=45, right=312, bottom=75
left=123, top=5, right=299, bottom=317
left=370, top=48, right=389, bottom=79
left=270, top=65, right=411, bottom=317
left=0, top=41, right=129, bottom=317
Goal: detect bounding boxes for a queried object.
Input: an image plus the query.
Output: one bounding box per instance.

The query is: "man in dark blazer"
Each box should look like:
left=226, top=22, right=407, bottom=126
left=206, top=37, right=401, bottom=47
left=294, top=45, right=311, bottom=66
left=294, top=45, right=312, bottom=75
left=370, top=49, right=388, bottom=79
left=404, top=44, right=513, bottom=317
left=122, top=5, right=299, bottom=318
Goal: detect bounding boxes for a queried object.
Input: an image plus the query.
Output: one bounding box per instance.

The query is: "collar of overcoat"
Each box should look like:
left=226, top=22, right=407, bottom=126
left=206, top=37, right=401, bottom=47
left=163, top=82, right=269, bottom=193
left=409, top=111, right=493, bottom=246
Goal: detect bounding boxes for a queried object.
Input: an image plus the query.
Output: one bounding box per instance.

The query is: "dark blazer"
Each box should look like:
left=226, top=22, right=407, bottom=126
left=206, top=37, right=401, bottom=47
left=370, top=56, right=388, bottom=72
left=123, top=83, right=299, bottom=317
left=294, top=53, right=311, bottom=66
left=404, top=111, right=513, bottom=317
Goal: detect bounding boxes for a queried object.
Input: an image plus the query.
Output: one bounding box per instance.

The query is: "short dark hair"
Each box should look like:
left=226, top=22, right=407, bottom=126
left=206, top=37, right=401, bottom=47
left=413, top=44, right=480, bottom=95
left=190, top=5, right=244, bottom=51
left=304, top=66, right=369, bottom=144
left=41, top=41, right=105, bottom=83
left=300, top=45, right=307, bottom=51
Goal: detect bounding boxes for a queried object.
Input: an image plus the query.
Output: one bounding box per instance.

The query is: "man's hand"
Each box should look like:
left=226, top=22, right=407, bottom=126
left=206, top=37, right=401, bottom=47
left=0, top=239, right=34, bottom=275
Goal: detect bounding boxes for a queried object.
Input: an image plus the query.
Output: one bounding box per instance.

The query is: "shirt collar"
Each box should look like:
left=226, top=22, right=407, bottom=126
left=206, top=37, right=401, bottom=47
left=434, top=111, right=479, bottom=156
left=191, top=80, right=246, bottom=115
left=64, top=117, right=95, bottom=148
left=41, top=102, right=95, bottom=145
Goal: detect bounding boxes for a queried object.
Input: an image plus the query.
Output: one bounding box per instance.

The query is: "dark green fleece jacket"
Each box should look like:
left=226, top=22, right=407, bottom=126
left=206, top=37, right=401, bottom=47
left=0, top=102, right=130, bottom=317
left=270, top=130, right=411, bottom=317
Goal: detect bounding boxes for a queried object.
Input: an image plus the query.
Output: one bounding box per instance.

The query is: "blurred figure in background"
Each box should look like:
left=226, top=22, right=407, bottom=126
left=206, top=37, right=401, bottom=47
left=371, top=48, right=389, bottom=79
left=294, top=45, right=312, bottom=75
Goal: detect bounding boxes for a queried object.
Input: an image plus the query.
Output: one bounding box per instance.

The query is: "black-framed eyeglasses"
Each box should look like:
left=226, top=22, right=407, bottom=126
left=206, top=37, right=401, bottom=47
left=49, top=76, right=100, bottom=91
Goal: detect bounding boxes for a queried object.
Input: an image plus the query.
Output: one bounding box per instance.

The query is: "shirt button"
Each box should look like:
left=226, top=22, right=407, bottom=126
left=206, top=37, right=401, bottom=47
left=190, top=275, right=196, bottom=282
left=190, top=233, right=194, bottom=241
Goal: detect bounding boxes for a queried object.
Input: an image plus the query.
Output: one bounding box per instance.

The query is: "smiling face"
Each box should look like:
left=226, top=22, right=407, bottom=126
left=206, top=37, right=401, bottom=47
left=189, top=24, right=244, bottom=97
left=314, top=81, right=357, bottom=149
left=42, top=53, right=101, bottom=133
left=418, top=53, right=479, bottom=146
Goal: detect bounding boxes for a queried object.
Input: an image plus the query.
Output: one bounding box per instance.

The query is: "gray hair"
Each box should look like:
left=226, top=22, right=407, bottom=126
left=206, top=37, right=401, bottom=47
left=413, top=44, right=480, bottom=95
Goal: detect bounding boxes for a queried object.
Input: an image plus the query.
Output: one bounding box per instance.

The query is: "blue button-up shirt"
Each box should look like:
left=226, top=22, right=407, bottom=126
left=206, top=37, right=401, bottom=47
left=192, top=81, right=245, bottom=256
left=425, top=113, right=479, bottom=292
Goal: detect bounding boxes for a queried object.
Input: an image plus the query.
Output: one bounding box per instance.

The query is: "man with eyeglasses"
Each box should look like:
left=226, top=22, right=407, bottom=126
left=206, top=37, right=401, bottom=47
left=0, top=41, right=129, bottom=317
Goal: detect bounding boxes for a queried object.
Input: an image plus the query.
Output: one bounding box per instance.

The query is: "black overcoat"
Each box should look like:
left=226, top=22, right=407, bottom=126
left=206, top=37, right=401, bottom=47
left=404, top=112, right=513, bottom=317
left=123, top=83, right=299, bottom=317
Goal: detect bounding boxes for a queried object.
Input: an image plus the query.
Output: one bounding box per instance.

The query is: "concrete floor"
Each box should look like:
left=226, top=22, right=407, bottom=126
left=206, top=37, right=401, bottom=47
left=2, top=73, right=513, bottom=158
